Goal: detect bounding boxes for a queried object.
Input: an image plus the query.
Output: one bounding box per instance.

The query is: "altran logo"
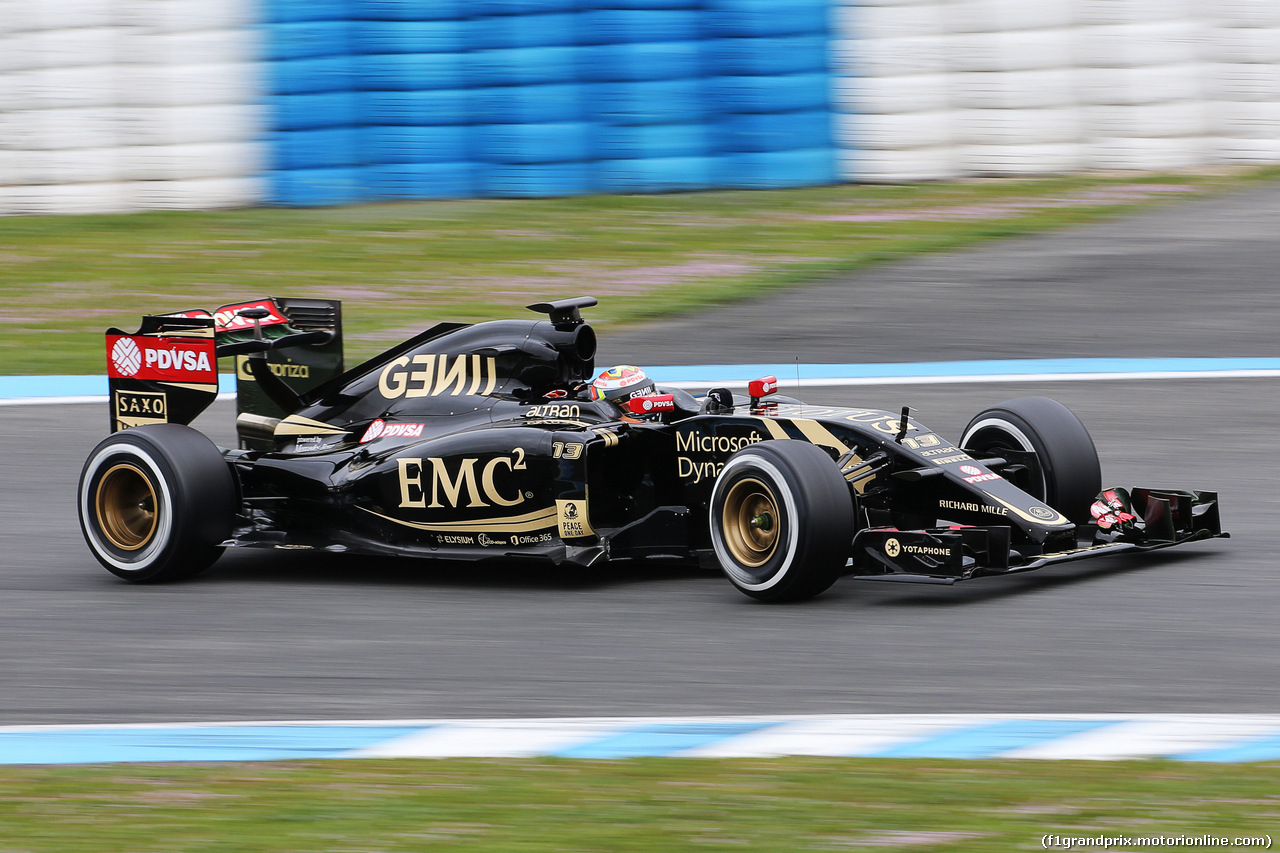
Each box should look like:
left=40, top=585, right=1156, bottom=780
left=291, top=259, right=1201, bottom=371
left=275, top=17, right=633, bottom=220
left=111, top=338, right=142, bottom=376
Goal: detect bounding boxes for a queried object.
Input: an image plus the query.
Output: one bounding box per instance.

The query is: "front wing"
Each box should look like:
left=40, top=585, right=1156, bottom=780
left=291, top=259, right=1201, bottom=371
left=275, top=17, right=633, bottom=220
left=847, top=488, right=1227, bottom=585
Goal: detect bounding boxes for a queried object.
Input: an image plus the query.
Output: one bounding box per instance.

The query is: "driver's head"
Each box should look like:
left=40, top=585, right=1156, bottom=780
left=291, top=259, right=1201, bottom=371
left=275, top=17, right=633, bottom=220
left=589, top=365, right=656, bottom=405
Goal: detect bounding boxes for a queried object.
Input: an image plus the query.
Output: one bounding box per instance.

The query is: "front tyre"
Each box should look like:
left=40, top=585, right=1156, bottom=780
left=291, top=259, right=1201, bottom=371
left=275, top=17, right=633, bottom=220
left=78, top=424, right=237, bottom=582
left=709, top=440, right=853, bottom=602
left=960, top=397, right=1101, bottom=524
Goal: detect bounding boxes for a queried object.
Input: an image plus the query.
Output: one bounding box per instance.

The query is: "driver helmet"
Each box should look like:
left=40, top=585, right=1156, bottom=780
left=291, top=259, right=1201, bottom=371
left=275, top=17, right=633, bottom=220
left=589, top=365, right=656, bottom=404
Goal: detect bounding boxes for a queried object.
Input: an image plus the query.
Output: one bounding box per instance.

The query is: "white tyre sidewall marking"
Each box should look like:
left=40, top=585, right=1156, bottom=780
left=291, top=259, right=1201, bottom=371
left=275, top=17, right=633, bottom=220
left=961, top=416, right=1047, bottom=498
left=80, top=443, right=174, bottom=572
left=710, top=454, right=800, bottom=592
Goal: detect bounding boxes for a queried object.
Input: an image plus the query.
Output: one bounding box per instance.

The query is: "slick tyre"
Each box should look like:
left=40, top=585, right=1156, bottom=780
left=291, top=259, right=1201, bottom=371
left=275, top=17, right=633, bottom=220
left=710, top=440, right=853, bottom=602
left=960, top=397, right=1101, bottom=524
left=78, top=424, right=236, bottom=583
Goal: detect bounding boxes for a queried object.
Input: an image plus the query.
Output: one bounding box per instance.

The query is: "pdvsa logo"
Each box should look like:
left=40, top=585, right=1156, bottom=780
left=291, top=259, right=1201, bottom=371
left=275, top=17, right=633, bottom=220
left=959, top=463, right=1000, bottom=484
left=361, top=420, right=426, bottom=443
left=106, top=335, right=216, bottom=382
left=111, top=338, right=143, bottom=376
left=147, top=347, right=211, bottom=373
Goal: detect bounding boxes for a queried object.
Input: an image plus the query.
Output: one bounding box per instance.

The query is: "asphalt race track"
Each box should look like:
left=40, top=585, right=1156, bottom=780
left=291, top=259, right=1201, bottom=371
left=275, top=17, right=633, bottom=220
left=2, top=182, right=1279, bottom=726
left=600, top=180, right=1280, bottom=365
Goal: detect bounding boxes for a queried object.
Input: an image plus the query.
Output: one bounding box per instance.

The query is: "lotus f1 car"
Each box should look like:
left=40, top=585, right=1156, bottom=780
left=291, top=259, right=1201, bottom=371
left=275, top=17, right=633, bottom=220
left=79, top=297, right=1227, bottom=601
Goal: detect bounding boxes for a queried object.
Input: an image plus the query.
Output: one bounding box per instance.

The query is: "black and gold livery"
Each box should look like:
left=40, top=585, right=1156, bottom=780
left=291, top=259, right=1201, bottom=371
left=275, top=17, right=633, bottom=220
left=78, top=297, right=1227, bottom=601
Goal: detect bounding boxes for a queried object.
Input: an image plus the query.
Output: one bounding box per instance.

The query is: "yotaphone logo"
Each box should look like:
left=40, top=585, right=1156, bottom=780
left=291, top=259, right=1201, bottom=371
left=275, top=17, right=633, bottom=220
left=111, top=338, right=142, bottom=376
left=885, top=537, right=953, bottom=558
left=904, top=544, right=952, bottom=556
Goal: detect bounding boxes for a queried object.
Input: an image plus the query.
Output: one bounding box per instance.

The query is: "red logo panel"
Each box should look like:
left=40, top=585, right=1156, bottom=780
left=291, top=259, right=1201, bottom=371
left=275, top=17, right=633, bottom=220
left=748, top=375, right=779, bottom=398
left=106, top=335, right=216, bottom=382
left=628, top=394, right=676, bottom=415
left=214, top=300, right=289, bottom=332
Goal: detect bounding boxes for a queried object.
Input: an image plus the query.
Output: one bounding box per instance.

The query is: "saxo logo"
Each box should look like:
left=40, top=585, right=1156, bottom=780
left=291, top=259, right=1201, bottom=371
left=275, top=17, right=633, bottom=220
left=398, top=450, right=527, bottom=509
left=379, top=354, right=498, bottom=399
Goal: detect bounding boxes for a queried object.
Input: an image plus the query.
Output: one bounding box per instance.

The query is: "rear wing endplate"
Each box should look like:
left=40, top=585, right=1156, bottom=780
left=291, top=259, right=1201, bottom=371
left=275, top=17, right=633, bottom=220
left=104, top=297, right=342, bottom=444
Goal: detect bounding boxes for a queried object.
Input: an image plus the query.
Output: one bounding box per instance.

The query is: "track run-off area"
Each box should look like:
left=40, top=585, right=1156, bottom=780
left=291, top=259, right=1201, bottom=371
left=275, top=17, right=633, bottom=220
left=1, top=181, right=1278, bottom=762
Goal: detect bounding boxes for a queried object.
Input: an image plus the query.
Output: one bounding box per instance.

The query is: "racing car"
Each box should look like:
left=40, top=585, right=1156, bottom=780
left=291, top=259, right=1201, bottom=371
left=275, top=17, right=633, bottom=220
left=78, top=296, right=1226, bottom=601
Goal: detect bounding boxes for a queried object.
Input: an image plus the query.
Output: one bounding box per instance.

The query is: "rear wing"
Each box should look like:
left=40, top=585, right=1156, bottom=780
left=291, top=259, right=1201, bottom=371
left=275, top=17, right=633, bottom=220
left=105, top=297, right=342, bottom=447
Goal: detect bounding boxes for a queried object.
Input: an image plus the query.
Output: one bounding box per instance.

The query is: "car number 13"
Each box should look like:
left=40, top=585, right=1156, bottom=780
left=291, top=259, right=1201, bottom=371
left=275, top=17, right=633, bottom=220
left=551, top=441, right=584, bottom=460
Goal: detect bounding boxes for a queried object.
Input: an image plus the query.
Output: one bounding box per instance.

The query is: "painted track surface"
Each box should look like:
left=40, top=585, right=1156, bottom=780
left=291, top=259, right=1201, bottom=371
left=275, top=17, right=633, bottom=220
left=2, top=182, right=1279, bottom=726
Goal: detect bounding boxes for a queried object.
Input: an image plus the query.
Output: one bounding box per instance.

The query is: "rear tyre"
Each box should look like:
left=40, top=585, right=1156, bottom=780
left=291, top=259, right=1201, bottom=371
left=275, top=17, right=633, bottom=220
left=709, top=440, right=853, bottom=602
left=960, top=397, right=1101, bottom=524
left=78, top=424, right=236, bottom=582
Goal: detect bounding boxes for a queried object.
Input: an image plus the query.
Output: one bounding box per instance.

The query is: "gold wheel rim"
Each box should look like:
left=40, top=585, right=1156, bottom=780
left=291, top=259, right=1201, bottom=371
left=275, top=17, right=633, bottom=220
left=721, top=477, right=780, bottom=568
left=95, top=463, right=158, bottom=551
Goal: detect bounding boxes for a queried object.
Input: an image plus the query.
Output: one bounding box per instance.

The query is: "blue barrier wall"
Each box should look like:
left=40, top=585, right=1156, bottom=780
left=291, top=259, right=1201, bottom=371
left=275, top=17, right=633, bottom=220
left=263, top=0, right=837, bottom=204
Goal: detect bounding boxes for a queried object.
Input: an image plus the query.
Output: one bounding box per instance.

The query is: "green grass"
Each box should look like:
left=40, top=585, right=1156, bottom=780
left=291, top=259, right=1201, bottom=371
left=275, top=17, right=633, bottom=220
left=3, top=168, right=1278, bottom=375
left=1, top=757, right=1277, bottom=851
